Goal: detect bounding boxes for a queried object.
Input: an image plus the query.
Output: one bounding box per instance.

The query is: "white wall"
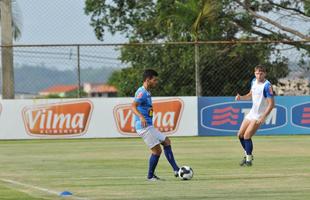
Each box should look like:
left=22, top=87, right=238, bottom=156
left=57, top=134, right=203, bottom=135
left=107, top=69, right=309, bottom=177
left=0, top=97, right=197, bottom=139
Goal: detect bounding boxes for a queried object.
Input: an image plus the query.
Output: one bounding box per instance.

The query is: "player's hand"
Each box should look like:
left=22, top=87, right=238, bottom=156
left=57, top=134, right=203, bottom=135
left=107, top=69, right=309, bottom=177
left=256, top=116, right=266, bottom=125
left=140, top=116, right=147, bottom=127
left=235, top=93, right=241, bottom=101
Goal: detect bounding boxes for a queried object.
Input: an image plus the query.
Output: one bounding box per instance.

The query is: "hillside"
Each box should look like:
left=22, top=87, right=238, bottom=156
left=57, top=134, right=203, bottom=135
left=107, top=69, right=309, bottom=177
left=0, top=65, right=119, bottom=94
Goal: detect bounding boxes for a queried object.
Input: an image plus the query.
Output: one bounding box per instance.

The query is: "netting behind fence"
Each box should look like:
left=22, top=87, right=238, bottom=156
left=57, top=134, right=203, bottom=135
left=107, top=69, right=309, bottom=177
left=0, top=41, right=309, bottom=98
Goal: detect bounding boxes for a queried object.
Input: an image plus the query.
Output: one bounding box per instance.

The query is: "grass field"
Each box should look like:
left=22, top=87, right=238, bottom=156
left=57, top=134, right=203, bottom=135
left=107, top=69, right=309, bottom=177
left=0, top=136, right=309, bottom=200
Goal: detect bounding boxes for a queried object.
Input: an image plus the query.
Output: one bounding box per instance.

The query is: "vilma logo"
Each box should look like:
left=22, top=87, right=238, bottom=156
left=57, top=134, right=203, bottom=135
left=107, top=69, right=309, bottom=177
left=22, top=100, right=93, bottom=137
left=201, top=102, right=286, bottom=132
left=113, top=98, right=184, bottom=136
left=291, top=102, right=310, bottom=129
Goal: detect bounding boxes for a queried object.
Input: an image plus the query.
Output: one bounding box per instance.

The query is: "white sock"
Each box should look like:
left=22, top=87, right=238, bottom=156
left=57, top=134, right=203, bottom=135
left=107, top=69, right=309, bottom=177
left=246, top=155, right=252, bottom=162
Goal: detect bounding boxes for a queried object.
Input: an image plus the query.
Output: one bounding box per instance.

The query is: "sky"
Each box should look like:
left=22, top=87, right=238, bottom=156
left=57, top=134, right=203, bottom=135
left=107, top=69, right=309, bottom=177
left=11, top=0, right=126, bottom=70
left=14, top=0, right=126, bottom=44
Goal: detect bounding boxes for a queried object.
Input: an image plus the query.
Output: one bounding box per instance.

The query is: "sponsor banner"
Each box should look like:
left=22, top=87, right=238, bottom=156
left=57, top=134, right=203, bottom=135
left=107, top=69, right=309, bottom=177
left=198, top=96, right=310, bottom=136
left=114, top=98, right=184, bottom=136
left=22, top=100, right=93, bottom=137
left=111, top=97, right=197, bottom=137
left=0, top=97, right=197, bottom=139
left=291, top=102, right=310, bottom=129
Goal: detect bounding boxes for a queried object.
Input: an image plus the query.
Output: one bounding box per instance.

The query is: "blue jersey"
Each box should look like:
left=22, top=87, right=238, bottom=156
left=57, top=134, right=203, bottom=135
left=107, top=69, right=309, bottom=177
left=133, top=86, right=153, bottom=130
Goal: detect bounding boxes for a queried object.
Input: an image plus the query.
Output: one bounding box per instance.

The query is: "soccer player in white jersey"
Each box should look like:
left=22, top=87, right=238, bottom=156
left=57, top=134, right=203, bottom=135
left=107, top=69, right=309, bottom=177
left=235, top=65, right=275, bottom=166
left=132, top=69, right=180, bottom=181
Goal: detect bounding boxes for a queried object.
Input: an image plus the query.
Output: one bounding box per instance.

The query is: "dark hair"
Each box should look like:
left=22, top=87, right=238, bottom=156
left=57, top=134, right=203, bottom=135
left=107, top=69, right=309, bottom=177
left=254, top=65, right=266, bottom=72
left=143, top=69, right=158, bottom=81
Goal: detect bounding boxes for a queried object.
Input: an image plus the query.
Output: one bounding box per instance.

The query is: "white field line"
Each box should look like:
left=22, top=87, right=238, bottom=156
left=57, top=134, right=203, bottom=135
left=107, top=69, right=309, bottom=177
left=69, top=176, right=144, bottom=180
left=0, top=178, right=89, bottom=200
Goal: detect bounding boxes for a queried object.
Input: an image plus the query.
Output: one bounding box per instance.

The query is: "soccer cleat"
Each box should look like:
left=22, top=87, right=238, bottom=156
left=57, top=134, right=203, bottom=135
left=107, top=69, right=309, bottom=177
left=239, top=156, right=246, bottom=166
left=174, top=171, right=179, bottom=178
left=147, top=174, right=161, bottom=181
left=245, top=160, right=252, bottom=166
left=240, top=155, right=254, bottom=167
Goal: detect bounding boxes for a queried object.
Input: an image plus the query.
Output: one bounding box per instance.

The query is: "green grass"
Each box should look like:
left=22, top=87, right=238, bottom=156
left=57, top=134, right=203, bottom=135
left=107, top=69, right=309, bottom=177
left=0, top=136, right=309, bottom=200
left=0, top=183, right=44, bottom=200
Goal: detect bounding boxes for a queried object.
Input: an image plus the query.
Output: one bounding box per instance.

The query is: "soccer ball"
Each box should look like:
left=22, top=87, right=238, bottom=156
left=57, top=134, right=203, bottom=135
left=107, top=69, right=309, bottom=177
left=178, top=166, right=193, bottom=180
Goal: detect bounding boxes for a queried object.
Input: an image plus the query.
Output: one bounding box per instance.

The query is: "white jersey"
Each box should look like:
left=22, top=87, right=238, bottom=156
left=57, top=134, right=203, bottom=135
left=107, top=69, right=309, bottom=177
left=245, top=78, right=274, bottom=120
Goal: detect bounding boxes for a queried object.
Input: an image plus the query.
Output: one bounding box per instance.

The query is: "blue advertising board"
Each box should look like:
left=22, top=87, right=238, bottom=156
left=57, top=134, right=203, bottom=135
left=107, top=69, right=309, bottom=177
left=198, top=96, right=310, bottom=136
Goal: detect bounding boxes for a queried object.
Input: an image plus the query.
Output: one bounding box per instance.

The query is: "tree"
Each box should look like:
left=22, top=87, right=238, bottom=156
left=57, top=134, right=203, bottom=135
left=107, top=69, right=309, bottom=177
left=233, top=0, right=309, bottom=39
left=229, top=0, right=310, bottom=53
left=85, top=0, right=308, bottom=96
left=157, top=0, right=221, bottom=96
left=0, top=0, right=22, bottom=99
left=0, top=0, right=22, bottom=39
left=85, top=0, right=309, bottom=43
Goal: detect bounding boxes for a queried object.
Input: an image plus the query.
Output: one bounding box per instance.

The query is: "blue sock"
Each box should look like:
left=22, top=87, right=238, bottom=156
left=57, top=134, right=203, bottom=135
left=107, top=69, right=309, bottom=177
left=244, top=139, right=253, bottom=155
left=239, top=137, right=246, bottom=151
left=148, top=154, right=160, bottom=179
left=164, top=145, right=179, bottom=172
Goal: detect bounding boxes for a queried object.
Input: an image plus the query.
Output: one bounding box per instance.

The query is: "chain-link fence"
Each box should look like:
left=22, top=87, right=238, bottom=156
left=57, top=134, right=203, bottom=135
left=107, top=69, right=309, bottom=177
left=0, top=40, right=309, bottom=99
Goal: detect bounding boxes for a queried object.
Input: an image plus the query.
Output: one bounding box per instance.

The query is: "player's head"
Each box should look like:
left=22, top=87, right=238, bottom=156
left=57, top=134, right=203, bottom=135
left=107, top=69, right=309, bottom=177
left=143, top=69, right=158, bottom=88
left=254, top=65, right=266, bottom=82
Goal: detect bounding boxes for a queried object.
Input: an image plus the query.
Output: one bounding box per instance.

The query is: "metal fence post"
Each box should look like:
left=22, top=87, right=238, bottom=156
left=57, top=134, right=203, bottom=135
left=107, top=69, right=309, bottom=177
left=195, top=42, right=201, bottom=96
left=77, top=45, right=81, bottom=98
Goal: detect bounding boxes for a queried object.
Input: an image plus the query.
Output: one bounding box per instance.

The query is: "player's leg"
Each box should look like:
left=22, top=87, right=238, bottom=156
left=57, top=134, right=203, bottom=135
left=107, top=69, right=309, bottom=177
left=243, top=121, right=260, bottom=166
left=148, top=144, right=162, bottom=180
left=137, top=127, right=162, bottom=180
left=237, top=119, right=251, bottom=166
left=238, top=119, right=251, bottom=151
left=161, top=137, right=180, bottom=177
left=148, top=127, right=179, bottom=177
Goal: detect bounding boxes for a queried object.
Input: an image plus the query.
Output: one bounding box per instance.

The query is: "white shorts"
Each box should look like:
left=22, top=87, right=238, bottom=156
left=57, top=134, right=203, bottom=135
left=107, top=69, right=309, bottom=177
left=136, top=126, right=166, bottom=149
left=245, top=110, right=261, bottom=121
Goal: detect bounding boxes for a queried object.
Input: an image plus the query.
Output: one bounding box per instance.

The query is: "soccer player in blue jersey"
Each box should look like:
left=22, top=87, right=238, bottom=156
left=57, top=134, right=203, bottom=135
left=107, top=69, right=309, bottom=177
left=132, top=69, right=180, bottom=181
left=235, top=65, right=275, bottom=166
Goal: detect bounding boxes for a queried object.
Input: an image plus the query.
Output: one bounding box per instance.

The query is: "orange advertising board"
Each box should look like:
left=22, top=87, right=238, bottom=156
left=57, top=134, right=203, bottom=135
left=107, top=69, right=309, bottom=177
left=22, top=100, right=93, bottom=137
left=114, top=98, right=184, bottom=136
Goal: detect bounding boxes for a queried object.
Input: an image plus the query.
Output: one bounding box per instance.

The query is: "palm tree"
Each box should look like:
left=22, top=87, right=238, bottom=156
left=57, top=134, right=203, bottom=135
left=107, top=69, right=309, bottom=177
left=0, top=0, right=22, bottom=99
left=0, top=0, right=22, bottom=39
left=156, top=0, right=219, bottom=96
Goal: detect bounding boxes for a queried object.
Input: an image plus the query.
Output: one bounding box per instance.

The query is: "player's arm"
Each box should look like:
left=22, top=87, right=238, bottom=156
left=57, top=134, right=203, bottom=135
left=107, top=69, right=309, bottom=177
left=131, top=101, right=147, bottom=127
left=236, top=78, right=255, bottom=101
left=235, top=91, right=252, bottom=101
